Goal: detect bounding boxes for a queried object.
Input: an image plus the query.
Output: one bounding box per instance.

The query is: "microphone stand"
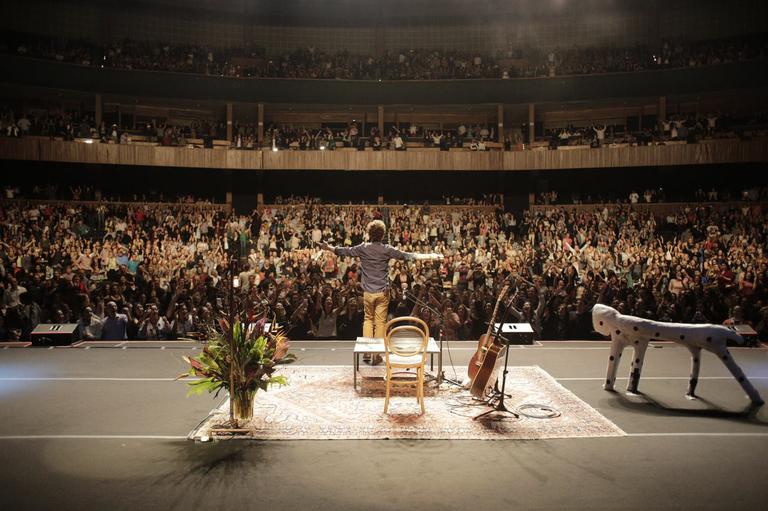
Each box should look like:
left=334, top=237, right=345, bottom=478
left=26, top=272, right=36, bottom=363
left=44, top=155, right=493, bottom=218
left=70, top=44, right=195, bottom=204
left=403, top=289, right=463, bottom=388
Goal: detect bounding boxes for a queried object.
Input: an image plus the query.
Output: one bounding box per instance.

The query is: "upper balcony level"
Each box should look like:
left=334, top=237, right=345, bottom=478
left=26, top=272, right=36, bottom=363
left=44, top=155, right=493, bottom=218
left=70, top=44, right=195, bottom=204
left=2, top=54, right=767, bottom=106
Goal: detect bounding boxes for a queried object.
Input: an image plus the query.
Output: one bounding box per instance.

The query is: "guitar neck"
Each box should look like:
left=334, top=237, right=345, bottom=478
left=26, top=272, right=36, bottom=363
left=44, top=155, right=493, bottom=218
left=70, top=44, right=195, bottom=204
left=483, top=285, right=509, bottom=344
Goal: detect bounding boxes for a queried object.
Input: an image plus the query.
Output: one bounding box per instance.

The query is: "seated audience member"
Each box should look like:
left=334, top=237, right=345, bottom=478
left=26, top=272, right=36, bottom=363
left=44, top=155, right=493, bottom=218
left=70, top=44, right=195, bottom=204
left=76, top=307, right=102, bottom=340
left=101, top=301, right=128, bottom=340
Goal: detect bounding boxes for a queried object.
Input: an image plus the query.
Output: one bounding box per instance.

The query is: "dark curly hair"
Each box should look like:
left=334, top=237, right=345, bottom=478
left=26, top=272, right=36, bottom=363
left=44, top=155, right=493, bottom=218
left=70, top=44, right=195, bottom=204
left=367, top=219, right=386, bottom=242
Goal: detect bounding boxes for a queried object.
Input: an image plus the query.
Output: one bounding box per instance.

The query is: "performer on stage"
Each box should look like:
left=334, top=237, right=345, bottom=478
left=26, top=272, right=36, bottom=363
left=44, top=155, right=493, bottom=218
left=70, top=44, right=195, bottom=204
left=319, top=219, right=442, bottom=340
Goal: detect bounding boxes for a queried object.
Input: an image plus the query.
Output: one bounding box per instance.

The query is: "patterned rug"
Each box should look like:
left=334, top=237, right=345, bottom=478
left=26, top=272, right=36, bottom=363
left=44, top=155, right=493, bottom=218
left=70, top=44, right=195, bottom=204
left=192, top=366, right=625, bottom=440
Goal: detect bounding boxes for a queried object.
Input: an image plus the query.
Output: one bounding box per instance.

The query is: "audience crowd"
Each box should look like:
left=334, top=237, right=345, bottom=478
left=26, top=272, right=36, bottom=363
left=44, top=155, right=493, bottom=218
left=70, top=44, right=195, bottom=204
left=0, top=106, right=225, bottom=146
left=3, top=183, right=221, bottom=205
left=537, top=186, right=768, bottom=206
left=2, top=193, right=768, bottom=343
left=261, top=122, right=503, bottom=151
left=542, top=111, right=768, bottom=150
left=4, top=32, right=766, bottom=81
left=271, top=194, right=502, bottom=206
left=4, top=102, right=765, bottom=156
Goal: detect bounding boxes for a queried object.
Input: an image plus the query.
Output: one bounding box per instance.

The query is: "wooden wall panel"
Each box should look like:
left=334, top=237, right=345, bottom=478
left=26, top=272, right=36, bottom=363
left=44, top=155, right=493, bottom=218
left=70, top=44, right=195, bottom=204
left=0, top=140, right=263, bottom=170
left=1, top=138, right=765, bottom=172
left=262, top=150, right=504, bottom=171
left=226, top=150, right=261, bottom=170
left=1, top=137, right=43, bottom=161
left=503, top=140, right=768, bottom=171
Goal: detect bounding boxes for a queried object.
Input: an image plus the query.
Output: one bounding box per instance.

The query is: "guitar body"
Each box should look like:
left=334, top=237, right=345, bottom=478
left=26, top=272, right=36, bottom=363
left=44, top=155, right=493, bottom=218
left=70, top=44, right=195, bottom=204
left=467, top=333, right=489, bottom=381
left=467, top=284, right=511, bottom=381
left=469, top=340, right=506, bottom=398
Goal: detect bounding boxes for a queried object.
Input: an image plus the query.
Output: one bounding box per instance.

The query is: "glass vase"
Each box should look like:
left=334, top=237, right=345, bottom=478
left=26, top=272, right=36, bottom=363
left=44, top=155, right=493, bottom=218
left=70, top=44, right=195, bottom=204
left=232, top=389, right=256, bottom=421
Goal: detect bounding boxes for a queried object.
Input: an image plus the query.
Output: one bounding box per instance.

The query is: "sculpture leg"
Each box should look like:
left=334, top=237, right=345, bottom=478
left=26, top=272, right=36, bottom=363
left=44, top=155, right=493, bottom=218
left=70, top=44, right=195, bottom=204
left=604, top=337, right=623, bottom=391
left=627, top=341, right=649, bottom=394
left=686, top=346, right=702, bottom=399
left=717, top=348, right=765, bottom=405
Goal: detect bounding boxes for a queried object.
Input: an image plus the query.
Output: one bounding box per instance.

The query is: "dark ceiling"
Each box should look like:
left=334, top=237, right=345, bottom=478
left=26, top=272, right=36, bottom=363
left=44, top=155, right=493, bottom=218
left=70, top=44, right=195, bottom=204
left=54, top=0, right=655, bottom=27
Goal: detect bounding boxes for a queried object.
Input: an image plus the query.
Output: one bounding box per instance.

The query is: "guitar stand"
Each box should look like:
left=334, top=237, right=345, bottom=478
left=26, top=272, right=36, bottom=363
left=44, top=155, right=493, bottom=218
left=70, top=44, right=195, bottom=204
left=473, top=343, right=520, bottom=422
left=440, top=372, right=466, bottom=388
left=424, top=369, right=464, bottom=388
left=492, top=379, right=512, bottom=399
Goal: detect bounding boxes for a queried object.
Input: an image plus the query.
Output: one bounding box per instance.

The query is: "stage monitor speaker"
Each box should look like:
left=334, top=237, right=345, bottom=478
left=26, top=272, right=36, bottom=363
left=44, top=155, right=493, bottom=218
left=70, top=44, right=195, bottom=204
left=492, top=323, right=536, bottom=345
left=30, top=323, right=79, bottom=346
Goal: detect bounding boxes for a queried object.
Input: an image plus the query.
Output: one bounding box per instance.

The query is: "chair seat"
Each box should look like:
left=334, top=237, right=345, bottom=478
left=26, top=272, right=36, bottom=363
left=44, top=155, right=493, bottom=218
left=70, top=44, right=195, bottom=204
left=387, top=354, right=423, bottom=366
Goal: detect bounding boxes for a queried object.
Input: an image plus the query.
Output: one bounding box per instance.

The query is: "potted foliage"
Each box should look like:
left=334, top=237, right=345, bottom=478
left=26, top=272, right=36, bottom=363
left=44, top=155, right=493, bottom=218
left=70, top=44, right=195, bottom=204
left=179, top=317, right=296, bottom=422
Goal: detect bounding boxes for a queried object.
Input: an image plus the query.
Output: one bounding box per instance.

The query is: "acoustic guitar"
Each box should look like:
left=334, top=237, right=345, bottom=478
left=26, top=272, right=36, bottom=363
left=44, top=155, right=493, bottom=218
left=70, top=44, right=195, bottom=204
left=467, top=283, right=511, bottom=382
left=469, top=284, right=514, bottom=398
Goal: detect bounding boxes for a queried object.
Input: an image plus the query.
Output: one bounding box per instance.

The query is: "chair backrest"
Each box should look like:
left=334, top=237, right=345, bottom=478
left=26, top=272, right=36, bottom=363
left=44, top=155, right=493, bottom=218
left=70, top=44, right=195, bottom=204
left=384, top=316, right=429, bottom=361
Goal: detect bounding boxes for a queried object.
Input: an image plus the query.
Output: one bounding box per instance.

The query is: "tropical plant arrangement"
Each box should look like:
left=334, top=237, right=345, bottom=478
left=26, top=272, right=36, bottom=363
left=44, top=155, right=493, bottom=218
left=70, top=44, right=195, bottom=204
left=178, top=316, right=296, bottom=422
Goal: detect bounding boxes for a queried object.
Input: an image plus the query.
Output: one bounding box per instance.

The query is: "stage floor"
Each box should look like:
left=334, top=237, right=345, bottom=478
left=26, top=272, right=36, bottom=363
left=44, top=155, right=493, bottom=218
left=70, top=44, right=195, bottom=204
left=1, top=340, right=767, bottom=510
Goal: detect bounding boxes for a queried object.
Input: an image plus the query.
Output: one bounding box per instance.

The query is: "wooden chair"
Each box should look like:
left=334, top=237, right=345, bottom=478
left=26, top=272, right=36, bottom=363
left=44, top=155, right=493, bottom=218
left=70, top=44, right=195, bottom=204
left=383, top=316, right=430, bottom=415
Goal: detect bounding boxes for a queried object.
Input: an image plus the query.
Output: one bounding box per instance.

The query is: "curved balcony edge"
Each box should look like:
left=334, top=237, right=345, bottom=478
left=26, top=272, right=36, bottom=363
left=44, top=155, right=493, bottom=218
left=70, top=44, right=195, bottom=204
left=1, top=138, right=766, bottom=171
left=1, top=55, right=767, bottom=104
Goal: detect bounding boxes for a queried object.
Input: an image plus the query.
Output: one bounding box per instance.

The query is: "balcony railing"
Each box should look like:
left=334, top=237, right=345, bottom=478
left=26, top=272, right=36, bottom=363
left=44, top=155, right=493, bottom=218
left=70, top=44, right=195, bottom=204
left=1, top=137, right=766, bottom=171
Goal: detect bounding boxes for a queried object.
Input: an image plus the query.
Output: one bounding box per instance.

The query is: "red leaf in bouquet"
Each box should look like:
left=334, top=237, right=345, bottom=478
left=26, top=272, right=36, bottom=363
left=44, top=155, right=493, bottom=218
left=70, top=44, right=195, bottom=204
left=253, top=317, right=267, bottom=336
left=183, top=355, right=208, bottom=377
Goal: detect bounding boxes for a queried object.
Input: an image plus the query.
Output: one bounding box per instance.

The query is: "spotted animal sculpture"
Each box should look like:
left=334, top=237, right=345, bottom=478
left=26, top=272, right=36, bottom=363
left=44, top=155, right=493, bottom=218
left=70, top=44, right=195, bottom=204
left=592, top=304, right=764, bottom=406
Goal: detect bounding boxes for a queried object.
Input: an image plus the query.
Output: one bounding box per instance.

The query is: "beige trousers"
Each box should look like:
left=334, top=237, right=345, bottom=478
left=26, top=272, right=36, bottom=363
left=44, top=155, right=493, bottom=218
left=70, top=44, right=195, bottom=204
left=363, top=291, right=389, bottom=338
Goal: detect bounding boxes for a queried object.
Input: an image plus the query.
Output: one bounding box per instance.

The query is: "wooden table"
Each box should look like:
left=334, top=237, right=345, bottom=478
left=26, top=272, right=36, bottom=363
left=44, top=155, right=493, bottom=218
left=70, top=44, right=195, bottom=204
left=353, top=336, right=441, bottom=391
